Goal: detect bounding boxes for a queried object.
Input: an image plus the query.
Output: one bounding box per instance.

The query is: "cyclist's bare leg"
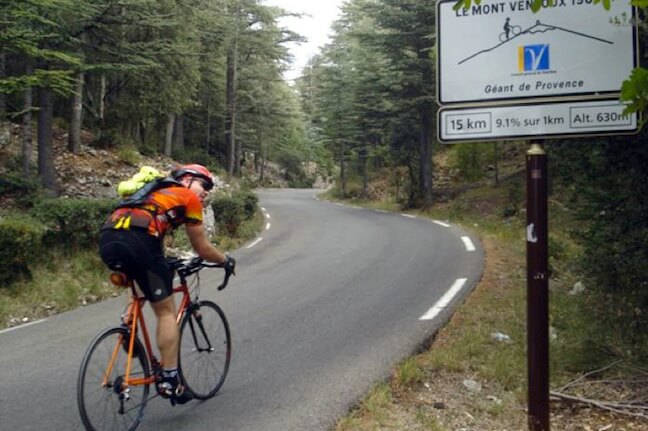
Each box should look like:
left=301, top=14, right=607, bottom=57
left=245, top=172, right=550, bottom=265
left=151, top=296, right=193, bottom=404
left=151, top=296, right=179, bottom=369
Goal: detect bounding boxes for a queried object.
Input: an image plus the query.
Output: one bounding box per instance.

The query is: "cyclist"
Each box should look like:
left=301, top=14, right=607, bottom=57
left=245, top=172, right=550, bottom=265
left=503, top=17, right=511, bottom=40
left=99, top=163, right=235, bottom=405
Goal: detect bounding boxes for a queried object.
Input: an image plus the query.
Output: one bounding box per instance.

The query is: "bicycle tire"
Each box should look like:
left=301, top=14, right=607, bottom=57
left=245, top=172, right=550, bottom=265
left=178, top=300, right=231, bottom=399
left=77, top=326, right=150, bottom=431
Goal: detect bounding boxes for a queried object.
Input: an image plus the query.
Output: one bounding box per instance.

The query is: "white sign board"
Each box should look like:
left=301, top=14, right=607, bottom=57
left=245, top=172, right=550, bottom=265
left=437, top=0, right=637, bottom=105
left=438, top=99, right=638, bottom=142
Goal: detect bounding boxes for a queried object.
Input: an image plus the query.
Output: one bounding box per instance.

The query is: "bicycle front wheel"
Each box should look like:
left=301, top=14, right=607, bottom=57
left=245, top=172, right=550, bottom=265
left=77, top=327, right=150, bottom=431
left=179, top=300, right=231, bottom=399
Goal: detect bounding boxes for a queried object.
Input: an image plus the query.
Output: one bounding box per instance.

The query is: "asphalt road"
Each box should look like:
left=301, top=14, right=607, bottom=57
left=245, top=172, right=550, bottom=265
left=0, top=189, right=483, bottom=430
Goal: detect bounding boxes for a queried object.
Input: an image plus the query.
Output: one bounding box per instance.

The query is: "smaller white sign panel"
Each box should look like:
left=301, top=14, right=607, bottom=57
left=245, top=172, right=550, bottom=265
left=437, top=0, right=637, bottom=105
left=438, top=100, right=638, bottom=142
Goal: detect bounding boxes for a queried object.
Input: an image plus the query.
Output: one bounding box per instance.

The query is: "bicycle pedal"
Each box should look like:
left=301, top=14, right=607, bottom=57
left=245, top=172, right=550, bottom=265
left=170, top=387, right=193, bottom=406
left=156, top=382, right=174, bottom=399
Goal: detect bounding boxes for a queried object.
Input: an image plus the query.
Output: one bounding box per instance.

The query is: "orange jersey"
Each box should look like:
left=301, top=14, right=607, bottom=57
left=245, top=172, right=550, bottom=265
left=103, top=186, right=203, bottom=237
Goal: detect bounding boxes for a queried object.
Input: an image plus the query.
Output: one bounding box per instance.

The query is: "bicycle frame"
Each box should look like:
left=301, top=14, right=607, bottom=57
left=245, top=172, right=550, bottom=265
left=104, top=277, right=192, bottom=391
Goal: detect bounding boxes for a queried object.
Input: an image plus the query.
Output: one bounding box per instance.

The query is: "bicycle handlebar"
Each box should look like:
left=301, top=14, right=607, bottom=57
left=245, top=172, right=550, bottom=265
left=167, top=256, right=235, bottom=291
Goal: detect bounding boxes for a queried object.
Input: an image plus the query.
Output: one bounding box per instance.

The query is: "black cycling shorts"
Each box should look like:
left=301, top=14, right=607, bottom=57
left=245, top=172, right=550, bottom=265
left=99, top=229, right=173, bottom=303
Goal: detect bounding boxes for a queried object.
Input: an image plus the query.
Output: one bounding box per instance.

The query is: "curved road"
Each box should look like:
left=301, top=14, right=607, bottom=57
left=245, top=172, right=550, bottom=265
left=0, top=189, right=483, bottom=430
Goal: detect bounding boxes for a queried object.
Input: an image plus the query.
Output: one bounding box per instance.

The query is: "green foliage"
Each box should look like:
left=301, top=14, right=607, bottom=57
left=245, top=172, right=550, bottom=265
left=451, top=142, right=491, bottom=182
left=0, top=173, right=41, bottom=208
left=620, top=67, right=648, bottom=122
left=276, top=150, right=313, bottom=188
left=211, top=195, right=246, bottom=235
left=116, top=145, right=141, bottom=166
left=502, top=176, right=523, bottom=218
left=0, top=0, right=81, bottom=96
left=30, top=198, right=116, bottom=250
left=549, top=137, right=648, bottom=346
left=232, top=190, right=259, bottom=220
left=0, top=216, right=43, bottom=286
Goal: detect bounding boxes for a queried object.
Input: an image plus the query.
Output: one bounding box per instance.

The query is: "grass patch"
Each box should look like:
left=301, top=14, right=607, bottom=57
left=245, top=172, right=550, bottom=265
left=337, top=383, right=393, bottom=431
left=0, top=250, right=113, bottom=327
left=395, top=357, right=426, bottom=388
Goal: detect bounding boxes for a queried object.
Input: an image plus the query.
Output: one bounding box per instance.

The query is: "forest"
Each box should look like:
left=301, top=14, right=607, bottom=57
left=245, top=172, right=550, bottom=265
left=1, top=0, right=647, bottom=358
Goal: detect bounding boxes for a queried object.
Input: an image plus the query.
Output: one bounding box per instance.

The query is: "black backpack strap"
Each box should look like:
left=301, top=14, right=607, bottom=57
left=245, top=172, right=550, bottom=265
left=114, top=177, right=182, bottom=210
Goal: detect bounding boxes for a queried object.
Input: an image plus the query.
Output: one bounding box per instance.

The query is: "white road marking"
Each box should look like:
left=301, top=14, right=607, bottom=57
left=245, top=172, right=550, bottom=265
left=266, top=223, right=271, bottom=230
left=419, top=278, right=468, bottom=321
left=401, top=214, right=416, bottom=219
left=261, top=207, right=266, bottom=212
left=461, top=236, right=476, bottom=252
left=0, top=319, right=46, bottom=335
left=433, top=220, right=451, bottom=227
left=375, top=209, right=388, bottom=213
left=265, top=213, right=271, bottom=219
left=335, top=203, right=344, bottom=206
left=246, top=238, right=263, bottom=249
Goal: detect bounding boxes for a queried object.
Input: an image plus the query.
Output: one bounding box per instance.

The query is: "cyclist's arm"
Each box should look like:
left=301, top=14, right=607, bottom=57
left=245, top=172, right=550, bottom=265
left=185, top=223, right=227, bottom=264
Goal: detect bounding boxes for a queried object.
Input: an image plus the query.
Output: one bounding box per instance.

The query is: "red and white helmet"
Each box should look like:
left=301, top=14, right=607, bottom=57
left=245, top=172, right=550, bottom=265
left=171, top=164, right=214, bottom=190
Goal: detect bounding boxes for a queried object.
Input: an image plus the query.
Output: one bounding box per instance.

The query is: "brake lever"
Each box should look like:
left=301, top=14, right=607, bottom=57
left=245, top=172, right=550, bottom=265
left=217, top=268, right=234, bottom=291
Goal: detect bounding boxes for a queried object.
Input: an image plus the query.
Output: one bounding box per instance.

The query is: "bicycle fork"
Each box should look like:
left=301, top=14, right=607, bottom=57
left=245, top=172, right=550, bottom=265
left=187, top=305, right=215, bottom=353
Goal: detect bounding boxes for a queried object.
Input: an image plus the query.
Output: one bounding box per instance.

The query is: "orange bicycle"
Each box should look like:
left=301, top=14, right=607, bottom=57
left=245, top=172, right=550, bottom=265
left=77, top=256, right=233, bottom=431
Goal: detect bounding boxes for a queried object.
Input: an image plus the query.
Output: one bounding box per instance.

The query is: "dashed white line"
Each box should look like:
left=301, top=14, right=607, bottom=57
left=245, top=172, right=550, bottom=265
left=433, top=220, right=451, bottom=227
left=265, top=213, right=271, bottom=219
left=266, top=223, right=271, bottom=230
left=246, top=238, right=263, bottom=249
left=261, top=207, right=266, bottom=212
left=0, top=319, right=46, bottom=335
left=419, top=278, right=468, bottom=321
left=401, top=214, right=416, bottom=219
left=461, top=236, right=476, bottom=252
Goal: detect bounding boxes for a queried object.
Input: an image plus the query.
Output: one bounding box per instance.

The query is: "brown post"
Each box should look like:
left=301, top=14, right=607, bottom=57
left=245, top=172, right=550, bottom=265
left=526, top=141, right=549, bottom=431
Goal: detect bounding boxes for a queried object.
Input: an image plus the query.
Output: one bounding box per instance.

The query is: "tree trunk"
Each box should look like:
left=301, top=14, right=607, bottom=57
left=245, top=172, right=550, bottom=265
left=418, top=106, right=433, bottom=208
left=173, top=115, right=184, bottom=151
left=493, top=142, right=500, bottom=187
left=99, top=74, right=106, bottom=123
left=164, top=113, right=175, bottom=157
left=38, top=88, right=57, bottom=194
left=225, top=2, right=240, bottom=177
left=205, top=99, right=211, bottom=153
left=235, top=133, right=242, bottom=176
left=225, top=43, right=238, bottom=176
left=408, top=156, right=416, bottom=208
left=139, top=121, right=146, bottom=147
left=0, top=50, right=8, bottom=151
left=340, top=144, right=347, bottom=197
left=361, top=145, right=368, bottom=198
left=0, top=50, right=5, bottom=118
left=260, top=142, right=266, bottom=182
left=69, top=71, right=84, bottom=154
left=22, top=62, right=33, bottom=176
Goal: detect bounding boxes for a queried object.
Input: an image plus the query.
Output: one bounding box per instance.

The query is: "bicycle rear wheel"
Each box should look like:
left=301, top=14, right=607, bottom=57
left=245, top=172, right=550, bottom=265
left=179, top=300, right=231, bottom=399
left=77, top=327, right=150, bottom=431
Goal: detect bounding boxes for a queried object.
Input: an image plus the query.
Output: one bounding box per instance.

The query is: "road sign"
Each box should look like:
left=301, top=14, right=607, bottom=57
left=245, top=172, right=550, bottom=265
left=438, top=99, right=638, bottom=142
left=437, top=0, right=637, bottom=105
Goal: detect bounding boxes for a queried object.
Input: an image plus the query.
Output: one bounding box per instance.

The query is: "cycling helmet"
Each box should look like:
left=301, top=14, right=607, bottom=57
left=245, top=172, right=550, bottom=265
left=171, top=164, right=214, bottom=191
